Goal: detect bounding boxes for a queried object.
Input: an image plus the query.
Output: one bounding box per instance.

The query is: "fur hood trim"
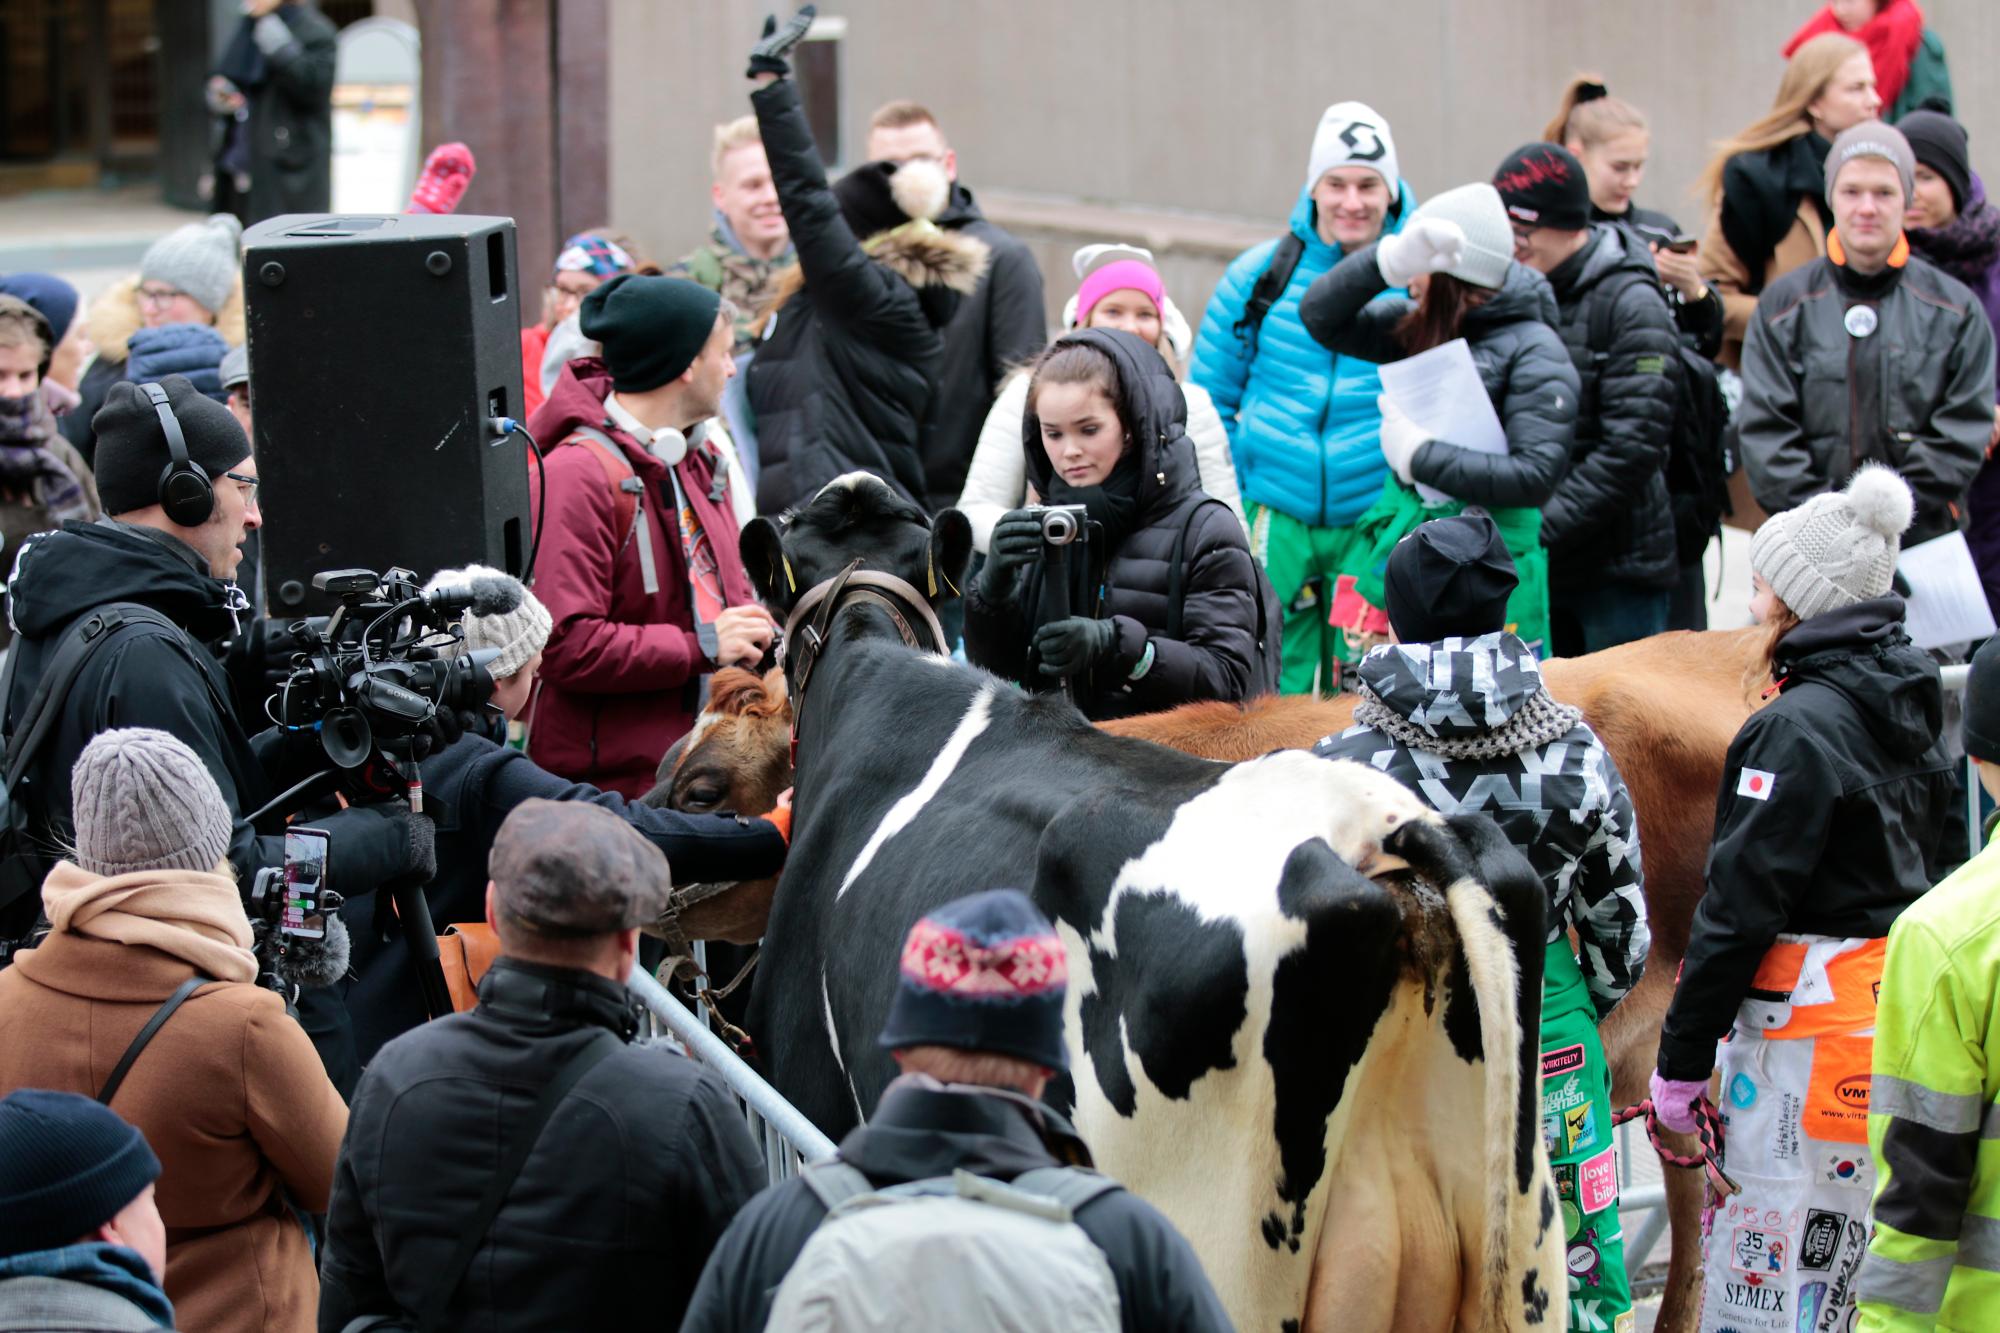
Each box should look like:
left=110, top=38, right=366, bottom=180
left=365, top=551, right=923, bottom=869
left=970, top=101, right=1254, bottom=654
left=85, top=272, right=247, bottom=366
left=758, top=224, right=990, bottom=329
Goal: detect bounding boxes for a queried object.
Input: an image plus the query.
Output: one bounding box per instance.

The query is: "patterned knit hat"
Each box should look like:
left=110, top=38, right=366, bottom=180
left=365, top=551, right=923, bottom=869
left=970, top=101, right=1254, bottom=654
left=1750, top=465, right=1914, bottom=621
left=424, top=564, right=551, bottom=680
left=140, top=214, right=242, bottom=315
left=70, top=729, right=234, bottom=876
left=0, top=1089, right=161, bottom=1257
left=553, top=231, right=637, bottom=281
left=877, top=889, right=1069, bottom=1071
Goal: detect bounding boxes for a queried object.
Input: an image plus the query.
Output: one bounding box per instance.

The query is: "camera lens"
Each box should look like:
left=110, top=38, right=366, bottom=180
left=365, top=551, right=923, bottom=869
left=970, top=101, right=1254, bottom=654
left=1041, top=510, right=1078, bottom=545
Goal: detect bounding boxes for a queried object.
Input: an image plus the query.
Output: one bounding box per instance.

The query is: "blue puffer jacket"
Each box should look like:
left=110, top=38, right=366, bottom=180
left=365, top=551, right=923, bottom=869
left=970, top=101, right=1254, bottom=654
left=1191, top=180, right=1413, bottom=529
left=124, top=322, right=229, bottom=402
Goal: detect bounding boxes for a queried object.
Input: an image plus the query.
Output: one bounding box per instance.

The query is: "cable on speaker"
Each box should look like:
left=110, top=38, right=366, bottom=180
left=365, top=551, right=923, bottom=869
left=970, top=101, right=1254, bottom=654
left=508, top=422, right=547, bottom=585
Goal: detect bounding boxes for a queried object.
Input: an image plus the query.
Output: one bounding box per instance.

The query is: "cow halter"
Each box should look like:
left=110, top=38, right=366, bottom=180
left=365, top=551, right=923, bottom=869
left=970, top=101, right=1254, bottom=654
left=781, top=558, right=950, bottom=764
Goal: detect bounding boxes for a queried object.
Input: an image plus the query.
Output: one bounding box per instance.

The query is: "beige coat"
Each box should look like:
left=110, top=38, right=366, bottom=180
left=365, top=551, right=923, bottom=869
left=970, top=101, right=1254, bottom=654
left=0, top=926, right=345, bottom=1332
left=1699, top=193, right=1828, bottom=371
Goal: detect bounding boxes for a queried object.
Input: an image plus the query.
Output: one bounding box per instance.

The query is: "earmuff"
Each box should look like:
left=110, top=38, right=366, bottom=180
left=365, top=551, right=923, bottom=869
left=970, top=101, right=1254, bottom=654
left=140, top=382, right=214, bottom=527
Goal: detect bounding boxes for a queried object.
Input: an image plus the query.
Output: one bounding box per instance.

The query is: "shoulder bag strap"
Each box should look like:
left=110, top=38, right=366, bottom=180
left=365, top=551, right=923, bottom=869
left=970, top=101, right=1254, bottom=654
left=1164, top=495, right=1223, bottom=643
left=570, top=427, right=659, bottom=597
left=1009, top=1166, right=1125, bottom=1214
left=98, top=974, right=213, bottom=1106
left=799, top=1159, right=875, bottom=1215
left=414, top=1031, right=622, bottom=1333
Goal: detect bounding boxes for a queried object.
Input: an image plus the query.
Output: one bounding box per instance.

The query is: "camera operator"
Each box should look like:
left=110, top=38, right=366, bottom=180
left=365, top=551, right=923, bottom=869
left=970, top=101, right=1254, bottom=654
left=1, top=376, right=435, bottom=1090
left=963, top=329, right=1276, bottom=720
left=338, top=564, right=789, bottom=1062
left=0, top=729, right=346, bottom=1333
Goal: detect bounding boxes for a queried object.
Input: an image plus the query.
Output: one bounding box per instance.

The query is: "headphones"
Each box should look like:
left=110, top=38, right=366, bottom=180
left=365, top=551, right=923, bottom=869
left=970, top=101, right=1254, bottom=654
left=139, top=382, right=214, bottom=527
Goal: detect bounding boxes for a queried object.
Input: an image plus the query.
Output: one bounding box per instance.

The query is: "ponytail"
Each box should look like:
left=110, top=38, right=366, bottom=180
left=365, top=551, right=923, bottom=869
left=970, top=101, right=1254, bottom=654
left=1543, top=74, right=1648, bottom=149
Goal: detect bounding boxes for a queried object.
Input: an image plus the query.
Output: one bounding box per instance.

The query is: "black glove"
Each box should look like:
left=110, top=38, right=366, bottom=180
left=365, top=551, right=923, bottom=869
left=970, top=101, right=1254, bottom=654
left=1034, top=617, right=1118, bottom=679
left=981, top=508, right=1044, bottom=602
left=747, top=4, right=815, bottom=79
left=317, top=802, right=437, bottom=889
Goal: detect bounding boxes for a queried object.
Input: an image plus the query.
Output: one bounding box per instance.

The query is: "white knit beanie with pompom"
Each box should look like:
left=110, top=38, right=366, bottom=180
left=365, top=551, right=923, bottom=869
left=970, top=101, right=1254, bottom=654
left=1750, top=465, right=1915, bottom=620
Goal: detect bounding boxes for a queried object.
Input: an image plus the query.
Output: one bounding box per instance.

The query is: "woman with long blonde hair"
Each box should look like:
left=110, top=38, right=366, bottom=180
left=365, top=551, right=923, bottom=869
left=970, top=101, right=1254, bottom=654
left=1697, top=32, right=1879, bottom=367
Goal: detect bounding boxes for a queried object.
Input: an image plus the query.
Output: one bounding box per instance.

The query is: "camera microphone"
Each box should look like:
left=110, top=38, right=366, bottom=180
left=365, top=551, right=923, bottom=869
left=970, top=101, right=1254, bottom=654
left=282, top=914, right=352, bottom=989
left=423, top=565, right=528, bottom=618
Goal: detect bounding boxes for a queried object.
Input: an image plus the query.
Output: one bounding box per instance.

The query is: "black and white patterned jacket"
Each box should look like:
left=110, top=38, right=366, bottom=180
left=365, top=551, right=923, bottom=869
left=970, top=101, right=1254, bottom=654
left=1314, top=631, right=1650, bottom=1015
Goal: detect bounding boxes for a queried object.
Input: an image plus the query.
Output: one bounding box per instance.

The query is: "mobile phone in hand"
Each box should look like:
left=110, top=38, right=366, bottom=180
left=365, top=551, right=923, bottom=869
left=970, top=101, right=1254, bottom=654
left=1660, top=234, right=1698, bottom=254
left=282, top=827, right=330, bottom=939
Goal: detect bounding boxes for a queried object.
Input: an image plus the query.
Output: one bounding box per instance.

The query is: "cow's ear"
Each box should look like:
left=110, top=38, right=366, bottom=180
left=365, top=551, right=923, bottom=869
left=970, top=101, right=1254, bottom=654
left=740, top=518, right=798, bottom=614
left=928, top=509, right=973, bottom=605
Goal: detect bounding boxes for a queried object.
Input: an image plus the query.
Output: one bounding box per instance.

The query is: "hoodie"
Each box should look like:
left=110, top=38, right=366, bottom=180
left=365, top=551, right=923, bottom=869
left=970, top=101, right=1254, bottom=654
left=1657, top=597, right=1956, bottom=1079
left=679, top=1080, right=1233, bottom=1333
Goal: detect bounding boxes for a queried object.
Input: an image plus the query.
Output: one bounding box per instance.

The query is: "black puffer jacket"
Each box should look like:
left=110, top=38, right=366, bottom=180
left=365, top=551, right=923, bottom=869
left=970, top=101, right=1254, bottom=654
left=1594, top=201, right=1726, bottom=359
left=746, top=76, right=989, bottom=514
left=318, top=959, right=765, bottom=1332
left=919, top=185, right=1049, bottom=512
left=680, top=1079, right=1233, bottom=1333
left=962, top=328, right=1270, bottom=719
left=1540, top=223, right=1680, bottom=591
left=1656, top=598, right=1954, bottom=1080
left=1299, top=252, right=1579, bottom=508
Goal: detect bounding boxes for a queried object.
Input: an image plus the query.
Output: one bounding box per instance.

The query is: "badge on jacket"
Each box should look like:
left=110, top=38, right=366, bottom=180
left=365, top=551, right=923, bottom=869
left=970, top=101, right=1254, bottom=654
left=1844, top=305, right=1878, bottom=339
left=1737, top=768, right=1776, bottom=800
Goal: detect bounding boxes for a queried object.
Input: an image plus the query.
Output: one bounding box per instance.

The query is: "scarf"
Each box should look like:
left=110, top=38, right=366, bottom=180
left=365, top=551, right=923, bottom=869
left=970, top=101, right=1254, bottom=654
left=1720, top=132, right=1834, bottom=293
left=1353, top=682, right=1582, bottom=761
left=1783, top=0, right=1925, bottom=111
left=1908, top=199, right=2000, bottom=287
left=0, top=1243, right=174, bottom=1328
left=1046, top=454, right=1143, bottom=548
left=40, top=860, right=258, bottom=984
left=0, top=396, right=92, bottom=525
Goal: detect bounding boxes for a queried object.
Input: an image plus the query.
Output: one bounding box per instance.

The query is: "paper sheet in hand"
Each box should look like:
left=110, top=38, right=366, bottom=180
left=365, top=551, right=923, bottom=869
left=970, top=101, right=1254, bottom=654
left=1897, top=529, right=1996, bottom=649
left=1377, top=338, right=1509, bottom=505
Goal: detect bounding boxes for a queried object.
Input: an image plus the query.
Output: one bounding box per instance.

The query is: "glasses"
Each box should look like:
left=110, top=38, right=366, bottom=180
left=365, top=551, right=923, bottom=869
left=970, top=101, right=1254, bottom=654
left=136, top=285, right=186, bottom=307
left=225, top=471, right=260, bottom=505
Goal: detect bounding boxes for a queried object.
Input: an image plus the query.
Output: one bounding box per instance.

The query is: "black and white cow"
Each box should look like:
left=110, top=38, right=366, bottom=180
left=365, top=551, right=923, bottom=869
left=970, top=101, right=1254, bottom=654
left=736, top=474, right=1563, bottom=1333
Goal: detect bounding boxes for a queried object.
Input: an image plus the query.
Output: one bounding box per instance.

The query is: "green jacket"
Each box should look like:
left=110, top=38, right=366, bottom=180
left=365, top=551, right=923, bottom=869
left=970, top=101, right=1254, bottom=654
left=1858, top=838, right=2000, bottom=1332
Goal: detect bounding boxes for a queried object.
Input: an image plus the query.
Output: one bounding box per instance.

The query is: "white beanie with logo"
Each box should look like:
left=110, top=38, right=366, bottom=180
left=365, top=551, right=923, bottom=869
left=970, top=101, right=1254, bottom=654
left=1306, top=102, right=1400, bottom=195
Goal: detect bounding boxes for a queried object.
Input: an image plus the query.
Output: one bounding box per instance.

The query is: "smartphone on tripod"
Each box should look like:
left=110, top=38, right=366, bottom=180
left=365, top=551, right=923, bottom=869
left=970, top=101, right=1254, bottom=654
left=282, top=827, right=331, bottom=939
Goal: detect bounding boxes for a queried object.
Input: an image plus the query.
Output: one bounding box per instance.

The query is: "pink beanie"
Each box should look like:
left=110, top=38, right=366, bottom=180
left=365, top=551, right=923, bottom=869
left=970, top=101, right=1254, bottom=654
left=1074, top=259, right=1166, bottom=328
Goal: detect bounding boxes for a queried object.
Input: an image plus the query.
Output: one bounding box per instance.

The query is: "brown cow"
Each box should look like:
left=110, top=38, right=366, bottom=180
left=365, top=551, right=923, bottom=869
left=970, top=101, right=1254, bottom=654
left=653, top=629, right=1773, bottom=1333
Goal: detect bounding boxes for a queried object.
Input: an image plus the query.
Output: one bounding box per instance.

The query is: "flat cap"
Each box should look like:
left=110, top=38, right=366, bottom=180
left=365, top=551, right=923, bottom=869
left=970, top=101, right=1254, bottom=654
left=489, top=799, right=671, bottom=936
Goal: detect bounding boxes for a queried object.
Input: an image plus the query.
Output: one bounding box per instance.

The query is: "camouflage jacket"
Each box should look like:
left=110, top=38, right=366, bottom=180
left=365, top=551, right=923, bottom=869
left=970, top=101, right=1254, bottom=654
left=668, top=227, right=796, bottom=354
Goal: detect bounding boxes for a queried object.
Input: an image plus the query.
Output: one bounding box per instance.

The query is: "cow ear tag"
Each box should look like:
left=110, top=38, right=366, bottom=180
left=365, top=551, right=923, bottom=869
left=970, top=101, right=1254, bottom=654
left=927, top=545, right=937, bottom=598
left=782, top=554, right=796, bottom=592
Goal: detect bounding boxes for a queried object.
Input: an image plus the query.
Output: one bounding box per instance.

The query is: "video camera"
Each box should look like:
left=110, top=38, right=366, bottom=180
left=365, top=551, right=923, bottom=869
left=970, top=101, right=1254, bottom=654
left=275, top=567, right=502, bottom=796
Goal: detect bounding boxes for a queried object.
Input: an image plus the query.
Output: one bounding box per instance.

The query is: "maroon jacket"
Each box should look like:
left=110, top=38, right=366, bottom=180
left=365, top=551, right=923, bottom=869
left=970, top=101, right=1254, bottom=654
left=525, top=360, right=756, bottom=798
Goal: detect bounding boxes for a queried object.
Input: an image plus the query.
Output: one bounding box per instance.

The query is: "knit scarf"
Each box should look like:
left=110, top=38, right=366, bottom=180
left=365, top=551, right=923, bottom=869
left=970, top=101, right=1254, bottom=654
left=1353, top=682, right=1583, bottom=761
left=1908, top=199, right=2000, bottom=288
left=0, top=395, right=92, bottom=526
left=40, top=860, right=258, bottom=983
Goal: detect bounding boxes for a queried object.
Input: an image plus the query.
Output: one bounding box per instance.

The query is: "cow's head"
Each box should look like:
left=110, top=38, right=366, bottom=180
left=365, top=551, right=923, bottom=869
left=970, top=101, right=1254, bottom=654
left=740, top=472, right=972, bottom=622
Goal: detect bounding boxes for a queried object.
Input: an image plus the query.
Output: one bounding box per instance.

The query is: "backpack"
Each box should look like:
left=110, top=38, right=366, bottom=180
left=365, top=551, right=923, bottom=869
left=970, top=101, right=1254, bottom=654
left=1586, top=271, right=1733, bottom=565
left=1167, top=494, right=1284, bottom=698
left=0, top=603, right=189, bottom=965
left=1229, top=232, right=1306, bottom=357
left=766, top=1160, right=1126, bottom=1331
left=566, top=426, right=660, bottom=597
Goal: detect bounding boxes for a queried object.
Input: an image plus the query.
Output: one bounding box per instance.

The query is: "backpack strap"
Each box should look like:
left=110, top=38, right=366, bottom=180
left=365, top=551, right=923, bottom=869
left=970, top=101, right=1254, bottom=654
left=1165, top=495, right=1229, bottom=643
left=97, top=974, right=213, bottom=1106
left=1008, top=1166, right=1124, bottom=1216
left=800, top=1159, right=876, bottom=1215
left=1230, top=232, right=1306, bottom=357
left=568, top=426, right=659, bottom=597
left=1583, top=269, right=1661, bottom=370
left=415, top=1031, right=622, bottom=1333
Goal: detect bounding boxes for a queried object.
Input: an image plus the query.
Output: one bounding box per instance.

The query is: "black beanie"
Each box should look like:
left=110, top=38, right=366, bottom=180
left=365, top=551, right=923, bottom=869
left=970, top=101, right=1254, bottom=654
left=1964, top=636, right=2000, bottom=761
left=92, top=373, right=250, bottom=517
left=578, top=274, right=722, bottom=393
left=1382, top=513, right=1520, bottom=644
left=1897, top=109, right=1972, bottom=215
left=834, top=162, right=909, bottom=241
left=0, top=1088, right=162, bottom=1256
left=1493, top=142, right=1592, bottom=232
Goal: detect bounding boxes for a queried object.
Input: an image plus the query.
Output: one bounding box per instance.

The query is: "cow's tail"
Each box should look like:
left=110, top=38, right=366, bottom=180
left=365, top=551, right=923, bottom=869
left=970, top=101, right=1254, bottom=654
left=1388, top=817, right=1530, bottom=1330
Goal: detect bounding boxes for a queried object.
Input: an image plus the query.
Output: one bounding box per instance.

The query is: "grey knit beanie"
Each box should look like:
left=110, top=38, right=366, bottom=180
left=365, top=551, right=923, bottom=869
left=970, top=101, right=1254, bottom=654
left=423, top=564, right=552, bottom=680
left=140, top=214, right=243, bottom=315
left=71, top=729, right=234, bottom=876
left=1825, top=121, right=1916, bottom=209
left=1750, top=465, right=1914, bottom=620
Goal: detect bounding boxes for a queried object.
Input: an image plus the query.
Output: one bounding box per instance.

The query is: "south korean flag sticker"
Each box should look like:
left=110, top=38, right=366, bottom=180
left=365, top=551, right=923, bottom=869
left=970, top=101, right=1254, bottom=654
left=1737, top=768, right=1777, bottom=801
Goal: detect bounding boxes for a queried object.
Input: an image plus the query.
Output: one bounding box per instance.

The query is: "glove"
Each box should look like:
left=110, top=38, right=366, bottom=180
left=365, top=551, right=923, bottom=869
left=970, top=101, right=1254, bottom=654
left=1376, top=394, right=1428, bottom=485
left=1374, top=217, right=1467, bottom=288
left=1649, top=1070, right=1708, bottom=1136
left=747, top=5, right=816, bottom=79
left=1035, top=617, right=1118, bottom=679
left=981, top=508, right=1044, bottom=602
left=317, top=802, right=437, bottom=889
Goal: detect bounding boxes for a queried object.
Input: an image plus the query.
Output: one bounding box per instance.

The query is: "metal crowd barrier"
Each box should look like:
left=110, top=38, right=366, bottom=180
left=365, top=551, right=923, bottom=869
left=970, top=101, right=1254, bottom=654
left=1618, top=660, right=1980, bottom=1277
left=627, top=964, right=837, bottom=1187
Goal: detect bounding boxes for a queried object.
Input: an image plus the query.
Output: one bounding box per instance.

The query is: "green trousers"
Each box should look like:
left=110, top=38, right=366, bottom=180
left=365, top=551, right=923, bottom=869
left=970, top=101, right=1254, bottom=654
left=1540, top=942, right=1632, bottom=1333
left=1246, top=502, right=1358, bottom=696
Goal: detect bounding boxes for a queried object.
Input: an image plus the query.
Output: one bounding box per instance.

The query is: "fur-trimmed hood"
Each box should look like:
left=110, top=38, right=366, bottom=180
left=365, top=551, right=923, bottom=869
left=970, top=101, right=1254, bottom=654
left=760, top=223, right=990, bottom=330
left=83, top=273, right=246, bottom=367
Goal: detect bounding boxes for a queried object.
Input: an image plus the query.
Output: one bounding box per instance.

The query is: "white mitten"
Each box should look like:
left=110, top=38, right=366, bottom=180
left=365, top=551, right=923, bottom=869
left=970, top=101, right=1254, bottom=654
left=1375, top=217, right=1466, bottom=288
left=1377, top=394, right=1428, bottom=485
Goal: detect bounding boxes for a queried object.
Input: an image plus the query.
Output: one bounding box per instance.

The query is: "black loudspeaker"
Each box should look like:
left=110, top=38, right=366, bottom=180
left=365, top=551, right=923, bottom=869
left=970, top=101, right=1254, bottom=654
left=242, top=213, right=530, bottom=614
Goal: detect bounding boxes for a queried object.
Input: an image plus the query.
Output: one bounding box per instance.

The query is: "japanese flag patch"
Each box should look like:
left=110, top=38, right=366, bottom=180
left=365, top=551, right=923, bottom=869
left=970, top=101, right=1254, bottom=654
left=1737, top=768, right=1776, bottom=800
